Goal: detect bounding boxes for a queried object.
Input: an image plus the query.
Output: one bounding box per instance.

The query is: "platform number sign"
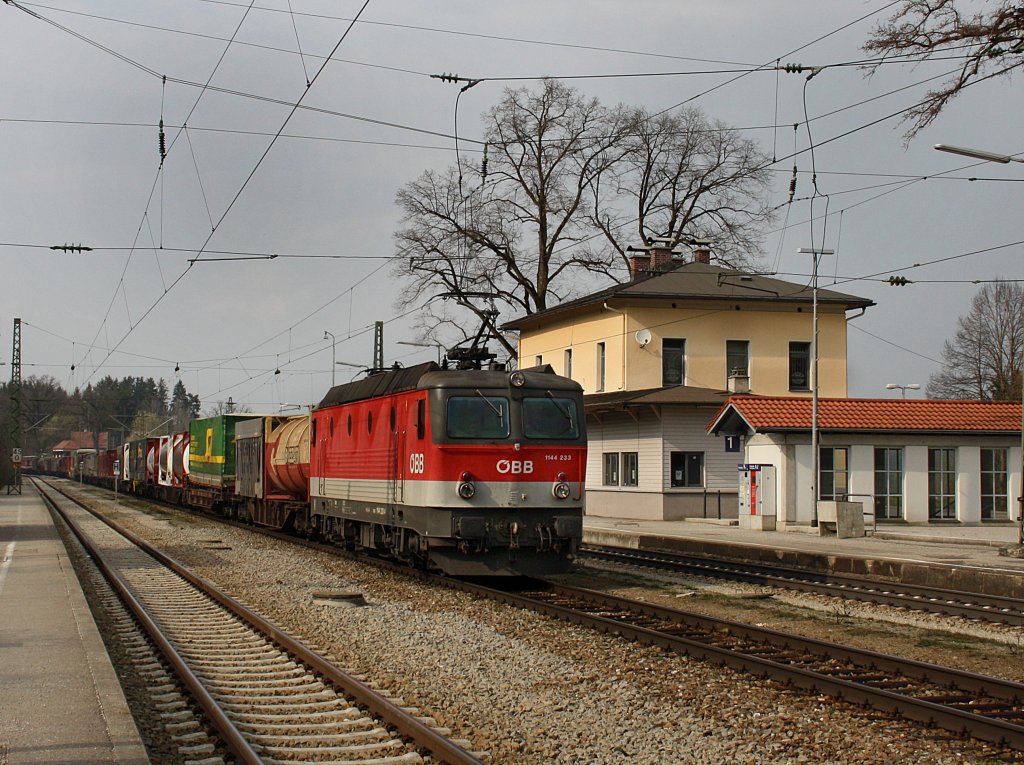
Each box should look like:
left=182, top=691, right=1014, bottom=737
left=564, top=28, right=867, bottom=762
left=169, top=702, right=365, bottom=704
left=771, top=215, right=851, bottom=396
left=724, top=435, right=741, bottom=453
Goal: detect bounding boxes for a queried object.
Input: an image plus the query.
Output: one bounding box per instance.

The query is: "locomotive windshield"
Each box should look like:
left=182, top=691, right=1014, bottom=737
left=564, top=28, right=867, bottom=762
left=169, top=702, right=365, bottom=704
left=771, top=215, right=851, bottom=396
left=447, top=395, right=510, bottom=438
left=522, top=395, right=580, bottom=440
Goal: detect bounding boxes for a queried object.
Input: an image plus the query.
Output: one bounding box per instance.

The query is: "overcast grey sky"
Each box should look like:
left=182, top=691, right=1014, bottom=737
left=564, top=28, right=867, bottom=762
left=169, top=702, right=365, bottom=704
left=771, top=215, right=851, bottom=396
left=2, top=0, right=1021, bottom=411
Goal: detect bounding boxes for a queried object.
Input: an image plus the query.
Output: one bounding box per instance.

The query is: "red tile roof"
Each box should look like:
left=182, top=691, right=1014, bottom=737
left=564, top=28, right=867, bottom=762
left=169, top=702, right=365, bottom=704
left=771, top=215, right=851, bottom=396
left=51, top=432, right=109, bottom=451
left=709, top=396, right=1022, bottom=434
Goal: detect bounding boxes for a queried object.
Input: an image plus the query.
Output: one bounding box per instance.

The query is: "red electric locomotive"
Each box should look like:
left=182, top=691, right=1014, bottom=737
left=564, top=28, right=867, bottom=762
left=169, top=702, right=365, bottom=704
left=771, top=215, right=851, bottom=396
left=309, top=362, right=586, bottom=576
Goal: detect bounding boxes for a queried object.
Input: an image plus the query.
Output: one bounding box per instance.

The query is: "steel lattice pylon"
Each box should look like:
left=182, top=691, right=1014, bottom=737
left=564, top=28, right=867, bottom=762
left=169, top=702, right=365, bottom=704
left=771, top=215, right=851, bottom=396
left=7, top=318, right=22, bottom=494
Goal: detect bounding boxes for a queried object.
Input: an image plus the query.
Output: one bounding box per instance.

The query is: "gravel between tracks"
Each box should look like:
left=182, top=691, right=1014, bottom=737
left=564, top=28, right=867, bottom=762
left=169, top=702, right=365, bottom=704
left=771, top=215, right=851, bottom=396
left=76, top=487, right=1023, bottom=765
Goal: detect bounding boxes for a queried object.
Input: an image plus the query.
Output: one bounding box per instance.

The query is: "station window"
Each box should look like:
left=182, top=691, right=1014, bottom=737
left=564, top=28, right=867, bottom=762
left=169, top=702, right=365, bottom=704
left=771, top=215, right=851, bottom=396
left=622, top=452, right=638, bottom=487
left=981, top=448, right=1008, bottom=520
left=596, top=342, right=606, bottom=392
left=662, top=339, right=685, bottom=386
left=819, top=447, right=849, bottom=500
left=928, top=448, right=957, bottom=520
left=603, top=453, right=620, bottom=486
left=789, top=342, right=811, bottom=391
left=873, top=447, right=903, bottom=519
left=726, top=340, right=749, bottom=383
left=670, top=451, right=703, bottom=488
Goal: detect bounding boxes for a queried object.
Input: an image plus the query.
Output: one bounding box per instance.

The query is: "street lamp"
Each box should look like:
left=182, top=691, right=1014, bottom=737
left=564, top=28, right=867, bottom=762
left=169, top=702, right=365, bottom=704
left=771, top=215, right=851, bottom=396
left=798, top=247, right=834, bottom=528
left=934, top=144, right=1024, bottom=165
left=324, top=331, right=336, bottom=387
left=885, top=383, right=921, bottom=399
left=934, top=142, right=1024, bottom=543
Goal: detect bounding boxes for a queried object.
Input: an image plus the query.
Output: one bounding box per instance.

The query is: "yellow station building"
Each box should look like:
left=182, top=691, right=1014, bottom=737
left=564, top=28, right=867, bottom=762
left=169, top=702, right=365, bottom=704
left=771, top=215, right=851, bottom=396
left=504, top=244, right=874, bottom=520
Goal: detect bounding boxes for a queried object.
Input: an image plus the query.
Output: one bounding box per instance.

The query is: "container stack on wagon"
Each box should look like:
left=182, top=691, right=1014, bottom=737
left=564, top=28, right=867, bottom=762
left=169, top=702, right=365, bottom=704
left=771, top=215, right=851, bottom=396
left=187, top=414, right=259, bottom=510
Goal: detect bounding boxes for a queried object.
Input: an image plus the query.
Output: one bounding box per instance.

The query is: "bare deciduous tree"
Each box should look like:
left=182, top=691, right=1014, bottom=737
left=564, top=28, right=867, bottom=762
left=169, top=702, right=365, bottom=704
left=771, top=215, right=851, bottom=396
left=864, top=1, right=1024, bottom=137
left=588, top=106, right=772, bottom=270
left=393, top=80, right=773, bottom=356
left=928, top=281, right=1023, bottom=400
left=395, top=80, right=629, bottom=356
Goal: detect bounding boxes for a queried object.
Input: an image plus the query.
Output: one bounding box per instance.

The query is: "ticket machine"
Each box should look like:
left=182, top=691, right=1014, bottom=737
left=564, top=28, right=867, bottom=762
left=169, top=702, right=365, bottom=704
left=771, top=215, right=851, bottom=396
left=737, top=464, right=776, bottom=531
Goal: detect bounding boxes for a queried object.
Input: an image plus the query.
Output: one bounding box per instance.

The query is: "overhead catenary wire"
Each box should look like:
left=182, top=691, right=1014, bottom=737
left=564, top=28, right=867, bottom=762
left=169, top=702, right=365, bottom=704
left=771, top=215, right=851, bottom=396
left=0, top=59, right=974, bottom=163
left=23, top=232, right=1020, bottom=389
left=284, top=0, right=311, bottom=86
left=5, top=0, right=1019, bottom=406
left=647, top=0, right=904, bottom=120
left=55, top=0, right=262, bottom=383
left=27, top=0, right=376, bottom=386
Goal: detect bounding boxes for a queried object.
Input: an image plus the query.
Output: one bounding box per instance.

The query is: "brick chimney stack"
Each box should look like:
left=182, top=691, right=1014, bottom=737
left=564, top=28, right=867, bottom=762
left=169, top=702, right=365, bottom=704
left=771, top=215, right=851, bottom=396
left=649, top=241, right=674, bottom=271
left=692, top=240, right=712, bottom=264
left=627, top=237, right=684, bottom=279
left=628, top=253, right=650, bottom=279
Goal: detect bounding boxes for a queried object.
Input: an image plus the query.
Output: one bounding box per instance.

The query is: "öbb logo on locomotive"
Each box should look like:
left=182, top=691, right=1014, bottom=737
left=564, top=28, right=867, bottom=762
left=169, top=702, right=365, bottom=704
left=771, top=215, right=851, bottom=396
left=496, top=459, right=534, bottom=475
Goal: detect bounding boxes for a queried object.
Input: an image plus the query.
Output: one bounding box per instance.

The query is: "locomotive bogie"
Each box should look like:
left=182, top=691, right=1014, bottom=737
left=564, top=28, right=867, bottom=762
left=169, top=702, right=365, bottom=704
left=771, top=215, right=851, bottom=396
left=309, top=495, right=580, bottom=575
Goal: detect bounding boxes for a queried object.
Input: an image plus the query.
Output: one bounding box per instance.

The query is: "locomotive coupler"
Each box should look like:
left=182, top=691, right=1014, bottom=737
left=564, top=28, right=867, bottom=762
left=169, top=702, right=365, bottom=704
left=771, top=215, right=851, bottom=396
left=508, top=521, right=520, bottom=550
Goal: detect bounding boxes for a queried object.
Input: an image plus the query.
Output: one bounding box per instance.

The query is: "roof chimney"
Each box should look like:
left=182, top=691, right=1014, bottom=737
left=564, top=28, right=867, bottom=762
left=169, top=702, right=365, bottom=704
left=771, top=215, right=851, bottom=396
left=627, top=237, right=685, bottom=279
left=649, top=240, right=674, bottom=271
left=692, top=239, right=712, bottom=265
left=628, top=253, right=651, bottom=279
left=727, top=370, right=750, bottom=395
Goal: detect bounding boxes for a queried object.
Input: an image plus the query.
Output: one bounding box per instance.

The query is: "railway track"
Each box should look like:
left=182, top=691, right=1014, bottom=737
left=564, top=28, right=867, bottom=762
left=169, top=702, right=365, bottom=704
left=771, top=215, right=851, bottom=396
left=49, top=479, right=1024, bottom=753
left=35, top=479, right=485, bottom=765
left=453, top=577, right=1024, bottom=751
left=581, top=543, right=1024, bottom=626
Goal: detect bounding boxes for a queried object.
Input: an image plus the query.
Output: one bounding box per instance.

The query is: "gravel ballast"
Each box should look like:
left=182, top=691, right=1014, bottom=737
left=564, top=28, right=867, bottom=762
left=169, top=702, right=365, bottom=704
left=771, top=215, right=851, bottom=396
left=68, top=484, right=1024, bottom=764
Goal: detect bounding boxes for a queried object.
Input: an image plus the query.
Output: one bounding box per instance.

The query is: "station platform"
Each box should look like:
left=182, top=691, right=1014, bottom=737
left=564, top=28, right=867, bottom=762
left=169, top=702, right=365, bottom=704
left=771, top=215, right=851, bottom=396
left=0, top=488, right=149, bottom=764
left=583, top=515, right=1024, bottom=599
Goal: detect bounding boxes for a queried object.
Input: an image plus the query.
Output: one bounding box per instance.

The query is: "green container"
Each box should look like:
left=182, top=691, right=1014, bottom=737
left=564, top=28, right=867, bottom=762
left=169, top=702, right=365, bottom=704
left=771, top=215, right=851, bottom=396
left=189, top=415, right=260, bottom=489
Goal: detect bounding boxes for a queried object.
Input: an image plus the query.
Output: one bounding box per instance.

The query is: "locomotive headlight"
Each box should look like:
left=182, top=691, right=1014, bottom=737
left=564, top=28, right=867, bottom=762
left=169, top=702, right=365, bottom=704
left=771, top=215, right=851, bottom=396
left=457, top=471, right=476, bottom=499
left=552, top=481, right=571, bottom=500
left=509, top=371, right=526, bottom=387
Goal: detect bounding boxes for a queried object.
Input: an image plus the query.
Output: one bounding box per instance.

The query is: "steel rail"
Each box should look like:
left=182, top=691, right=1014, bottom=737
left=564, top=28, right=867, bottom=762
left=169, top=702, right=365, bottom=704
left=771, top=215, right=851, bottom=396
left=36, top=479, right=485, bottom=765
left=51, top=478, right=1024, bottom=750
left=581, top=544, right=1024, bottom=625
left=545, top=582, right=1024, bottom=699
left=435, top=577, right=1024, bottom=749
left=37, top=481, right=264, bottom=764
